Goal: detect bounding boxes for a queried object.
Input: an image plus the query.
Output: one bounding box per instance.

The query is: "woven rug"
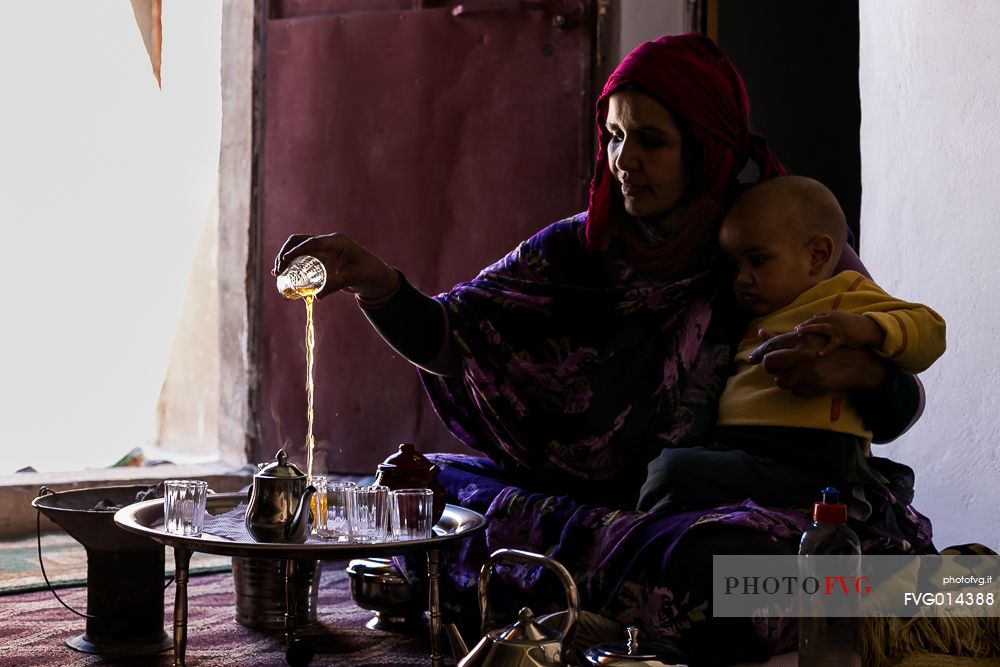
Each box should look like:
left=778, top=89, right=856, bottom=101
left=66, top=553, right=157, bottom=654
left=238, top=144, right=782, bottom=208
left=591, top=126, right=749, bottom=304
left=0, top=563, right=432, bottom=666
left=0, top=530, right=231, bottom=595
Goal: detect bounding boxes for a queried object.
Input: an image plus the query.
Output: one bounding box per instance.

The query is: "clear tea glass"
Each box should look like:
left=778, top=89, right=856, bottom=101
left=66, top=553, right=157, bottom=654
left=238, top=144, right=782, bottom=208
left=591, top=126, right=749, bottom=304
left=276, top=255, right=327, bottom=299
left=350, top=485, right=389, bottom=544
left=164, top=480, right=208, bottom=537
left=318, top=480, right=357, bottom=542
left=389, top=488, right=434, bottom=541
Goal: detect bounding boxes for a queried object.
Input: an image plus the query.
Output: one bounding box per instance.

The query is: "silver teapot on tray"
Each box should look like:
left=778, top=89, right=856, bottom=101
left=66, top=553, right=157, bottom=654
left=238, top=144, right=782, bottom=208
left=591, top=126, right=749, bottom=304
left=245, top=449, right=316, bottom=543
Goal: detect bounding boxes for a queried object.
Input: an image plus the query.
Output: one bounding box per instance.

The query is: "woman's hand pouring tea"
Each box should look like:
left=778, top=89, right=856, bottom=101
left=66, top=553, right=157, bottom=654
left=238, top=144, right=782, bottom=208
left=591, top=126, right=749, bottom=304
left=273, top=232, right=400, bottom=302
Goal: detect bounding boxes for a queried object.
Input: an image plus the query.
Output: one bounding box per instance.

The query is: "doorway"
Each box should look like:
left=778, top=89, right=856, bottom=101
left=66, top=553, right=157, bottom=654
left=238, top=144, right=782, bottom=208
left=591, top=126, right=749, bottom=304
left=254, top=0, right=598, bottom=473
left=703, top=0, right=862, bottom=245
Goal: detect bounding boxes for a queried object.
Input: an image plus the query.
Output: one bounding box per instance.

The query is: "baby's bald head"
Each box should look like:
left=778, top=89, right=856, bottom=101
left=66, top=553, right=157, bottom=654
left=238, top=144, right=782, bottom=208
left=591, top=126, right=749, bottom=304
left=727, top=175, right=847, bottom=269
left=719, top=176, right=848, bottom=315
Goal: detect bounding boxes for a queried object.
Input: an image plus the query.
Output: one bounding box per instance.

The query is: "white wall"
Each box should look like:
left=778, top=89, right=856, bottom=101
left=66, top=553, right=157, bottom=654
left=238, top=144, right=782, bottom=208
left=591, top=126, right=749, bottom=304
left=860, top=1, right=1000, bottom=549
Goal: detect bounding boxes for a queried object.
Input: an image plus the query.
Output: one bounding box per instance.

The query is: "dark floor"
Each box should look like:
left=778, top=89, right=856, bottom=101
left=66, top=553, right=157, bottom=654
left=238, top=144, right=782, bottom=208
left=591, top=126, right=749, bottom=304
left=0, top=566, right=436, bottom=666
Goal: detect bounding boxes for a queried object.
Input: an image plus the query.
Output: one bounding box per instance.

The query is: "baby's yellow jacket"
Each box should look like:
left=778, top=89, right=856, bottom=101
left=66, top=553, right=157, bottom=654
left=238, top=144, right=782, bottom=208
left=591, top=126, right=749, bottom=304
left=716, top=270, right=946, bottom=443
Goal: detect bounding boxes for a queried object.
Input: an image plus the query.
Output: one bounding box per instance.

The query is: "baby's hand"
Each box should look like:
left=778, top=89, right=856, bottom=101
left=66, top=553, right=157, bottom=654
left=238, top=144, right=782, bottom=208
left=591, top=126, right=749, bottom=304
left=794, top=311, right=885, bottom=357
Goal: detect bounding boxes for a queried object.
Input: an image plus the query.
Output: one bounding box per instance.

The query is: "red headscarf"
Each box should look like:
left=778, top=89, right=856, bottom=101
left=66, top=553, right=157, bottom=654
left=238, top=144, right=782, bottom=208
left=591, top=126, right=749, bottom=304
left=586, top=33, right=785, bottom=277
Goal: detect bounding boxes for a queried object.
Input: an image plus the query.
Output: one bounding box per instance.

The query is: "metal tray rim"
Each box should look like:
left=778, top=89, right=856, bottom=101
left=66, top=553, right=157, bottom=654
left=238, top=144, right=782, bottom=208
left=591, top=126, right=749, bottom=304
left=114, top=492, right=486, bottom=559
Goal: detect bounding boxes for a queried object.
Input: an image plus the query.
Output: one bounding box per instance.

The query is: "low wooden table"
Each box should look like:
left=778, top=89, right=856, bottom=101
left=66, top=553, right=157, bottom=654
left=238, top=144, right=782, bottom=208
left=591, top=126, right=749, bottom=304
left=115, top=492, right=486, bottom=666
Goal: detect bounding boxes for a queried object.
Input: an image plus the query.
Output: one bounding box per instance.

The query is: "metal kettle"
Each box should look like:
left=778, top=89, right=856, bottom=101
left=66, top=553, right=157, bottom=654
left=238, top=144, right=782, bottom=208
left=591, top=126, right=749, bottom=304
left=244, top=449, right=316, bottom=543
left=446, top=548, right=579, bottom=667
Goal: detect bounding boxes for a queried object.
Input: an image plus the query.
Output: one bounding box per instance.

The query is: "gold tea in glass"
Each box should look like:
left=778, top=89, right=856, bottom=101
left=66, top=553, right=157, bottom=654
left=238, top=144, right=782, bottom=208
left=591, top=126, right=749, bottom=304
left=276, top=255, right=327, bottom=299
left=310, top=475, right=328, bottom=536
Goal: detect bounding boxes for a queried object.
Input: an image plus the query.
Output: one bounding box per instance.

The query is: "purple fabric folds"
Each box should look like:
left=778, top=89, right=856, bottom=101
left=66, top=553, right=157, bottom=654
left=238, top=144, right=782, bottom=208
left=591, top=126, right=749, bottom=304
left=420, top=216, right=727, bottom=503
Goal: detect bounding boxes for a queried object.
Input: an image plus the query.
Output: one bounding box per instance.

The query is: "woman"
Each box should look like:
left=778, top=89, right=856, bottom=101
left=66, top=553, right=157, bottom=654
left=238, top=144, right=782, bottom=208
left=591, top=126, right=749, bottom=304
left=274, top=34, right=932, bottom=664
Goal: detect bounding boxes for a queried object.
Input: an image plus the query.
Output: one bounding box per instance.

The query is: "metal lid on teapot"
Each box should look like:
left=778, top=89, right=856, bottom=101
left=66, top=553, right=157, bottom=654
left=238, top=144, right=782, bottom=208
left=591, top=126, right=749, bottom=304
left=256, top=449, right=305, bottom=479
left=496, top=607, right=562, bottom=644
left=583, top=626, right=688, bottom=666
left=377, top=443, right=432, bottom=473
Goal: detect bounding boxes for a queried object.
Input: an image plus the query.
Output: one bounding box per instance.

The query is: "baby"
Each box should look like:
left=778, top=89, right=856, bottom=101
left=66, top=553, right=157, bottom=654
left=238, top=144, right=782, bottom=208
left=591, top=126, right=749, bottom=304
left=638, top=175, right=946, bottom=515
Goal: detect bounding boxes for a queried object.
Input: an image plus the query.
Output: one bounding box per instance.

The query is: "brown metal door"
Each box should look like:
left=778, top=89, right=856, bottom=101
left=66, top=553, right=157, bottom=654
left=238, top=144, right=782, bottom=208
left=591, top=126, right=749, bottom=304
left=257, top=0, right=594, bottom=473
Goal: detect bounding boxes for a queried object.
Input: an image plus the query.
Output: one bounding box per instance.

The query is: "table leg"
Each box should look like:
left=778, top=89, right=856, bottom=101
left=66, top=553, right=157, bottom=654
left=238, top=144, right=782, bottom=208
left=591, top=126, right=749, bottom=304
left=283, top=560, right=315, bottom=667
left=172, top=546, right=192, bottom=667
left=427, top=548, right=443, bottom=667
left=284, top=559, right=298, bottom=646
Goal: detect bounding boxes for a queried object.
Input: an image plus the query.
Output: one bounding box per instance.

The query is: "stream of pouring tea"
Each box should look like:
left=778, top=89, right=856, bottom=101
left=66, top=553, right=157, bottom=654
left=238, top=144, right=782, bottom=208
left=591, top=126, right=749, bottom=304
left=299, top=293, right=323, bottom=534
left=280, top=281, right=320, bottom=483
left=303, top=293, right=317, bottom=482
left=277, top=259, right=325, bottom=534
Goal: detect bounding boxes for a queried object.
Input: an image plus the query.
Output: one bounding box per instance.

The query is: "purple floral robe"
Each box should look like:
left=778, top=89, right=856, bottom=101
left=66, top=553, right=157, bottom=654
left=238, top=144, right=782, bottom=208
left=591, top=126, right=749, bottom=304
left=403, top=215, right=934, bottom=663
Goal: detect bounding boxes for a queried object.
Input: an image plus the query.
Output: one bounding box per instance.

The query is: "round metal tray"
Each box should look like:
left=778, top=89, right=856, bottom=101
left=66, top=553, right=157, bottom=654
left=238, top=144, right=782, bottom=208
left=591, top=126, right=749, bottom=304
left=114, top=492, right=486, bottom=560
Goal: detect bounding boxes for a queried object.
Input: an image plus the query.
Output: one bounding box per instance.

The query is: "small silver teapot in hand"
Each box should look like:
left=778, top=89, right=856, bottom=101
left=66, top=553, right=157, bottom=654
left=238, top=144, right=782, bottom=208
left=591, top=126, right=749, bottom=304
left=245, top=449, right=316, bottom=543
left=446, top=548, right=579, bottom=667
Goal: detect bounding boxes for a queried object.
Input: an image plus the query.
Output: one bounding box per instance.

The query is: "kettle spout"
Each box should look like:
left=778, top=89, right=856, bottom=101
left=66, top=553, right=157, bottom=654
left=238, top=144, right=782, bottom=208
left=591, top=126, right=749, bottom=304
left=285, top=484, right=317, bottom=543
left=445, top=623, right=469, bottom=663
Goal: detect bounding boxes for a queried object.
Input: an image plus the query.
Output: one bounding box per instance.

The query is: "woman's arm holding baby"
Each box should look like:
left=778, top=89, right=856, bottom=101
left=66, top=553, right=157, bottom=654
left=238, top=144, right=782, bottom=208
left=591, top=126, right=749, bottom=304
left=748, top=332, right=923, bottom=443
left=748, top=271, right=946, bottom=442
left=794, top=311, right=885, bottom=357
left=794, top=302, right=946, bottom=374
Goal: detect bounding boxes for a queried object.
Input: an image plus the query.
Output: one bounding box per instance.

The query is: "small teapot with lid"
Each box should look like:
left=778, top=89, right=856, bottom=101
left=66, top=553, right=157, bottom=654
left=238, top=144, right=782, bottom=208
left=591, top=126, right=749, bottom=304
left=245, top=449, right=316, bottom=543
left=374, top=443, right=446, bottom=523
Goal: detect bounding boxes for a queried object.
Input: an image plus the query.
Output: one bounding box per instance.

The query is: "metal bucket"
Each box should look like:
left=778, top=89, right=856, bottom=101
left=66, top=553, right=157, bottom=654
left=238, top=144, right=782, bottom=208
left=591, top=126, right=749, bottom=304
left=232, top=557, right=323, bottom=630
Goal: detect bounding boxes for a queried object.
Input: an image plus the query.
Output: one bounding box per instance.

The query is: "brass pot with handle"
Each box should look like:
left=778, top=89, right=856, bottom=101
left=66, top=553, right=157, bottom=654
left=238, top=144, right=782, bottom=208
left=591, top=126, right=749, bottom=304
left=446, top=548, right=580, bottom=667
